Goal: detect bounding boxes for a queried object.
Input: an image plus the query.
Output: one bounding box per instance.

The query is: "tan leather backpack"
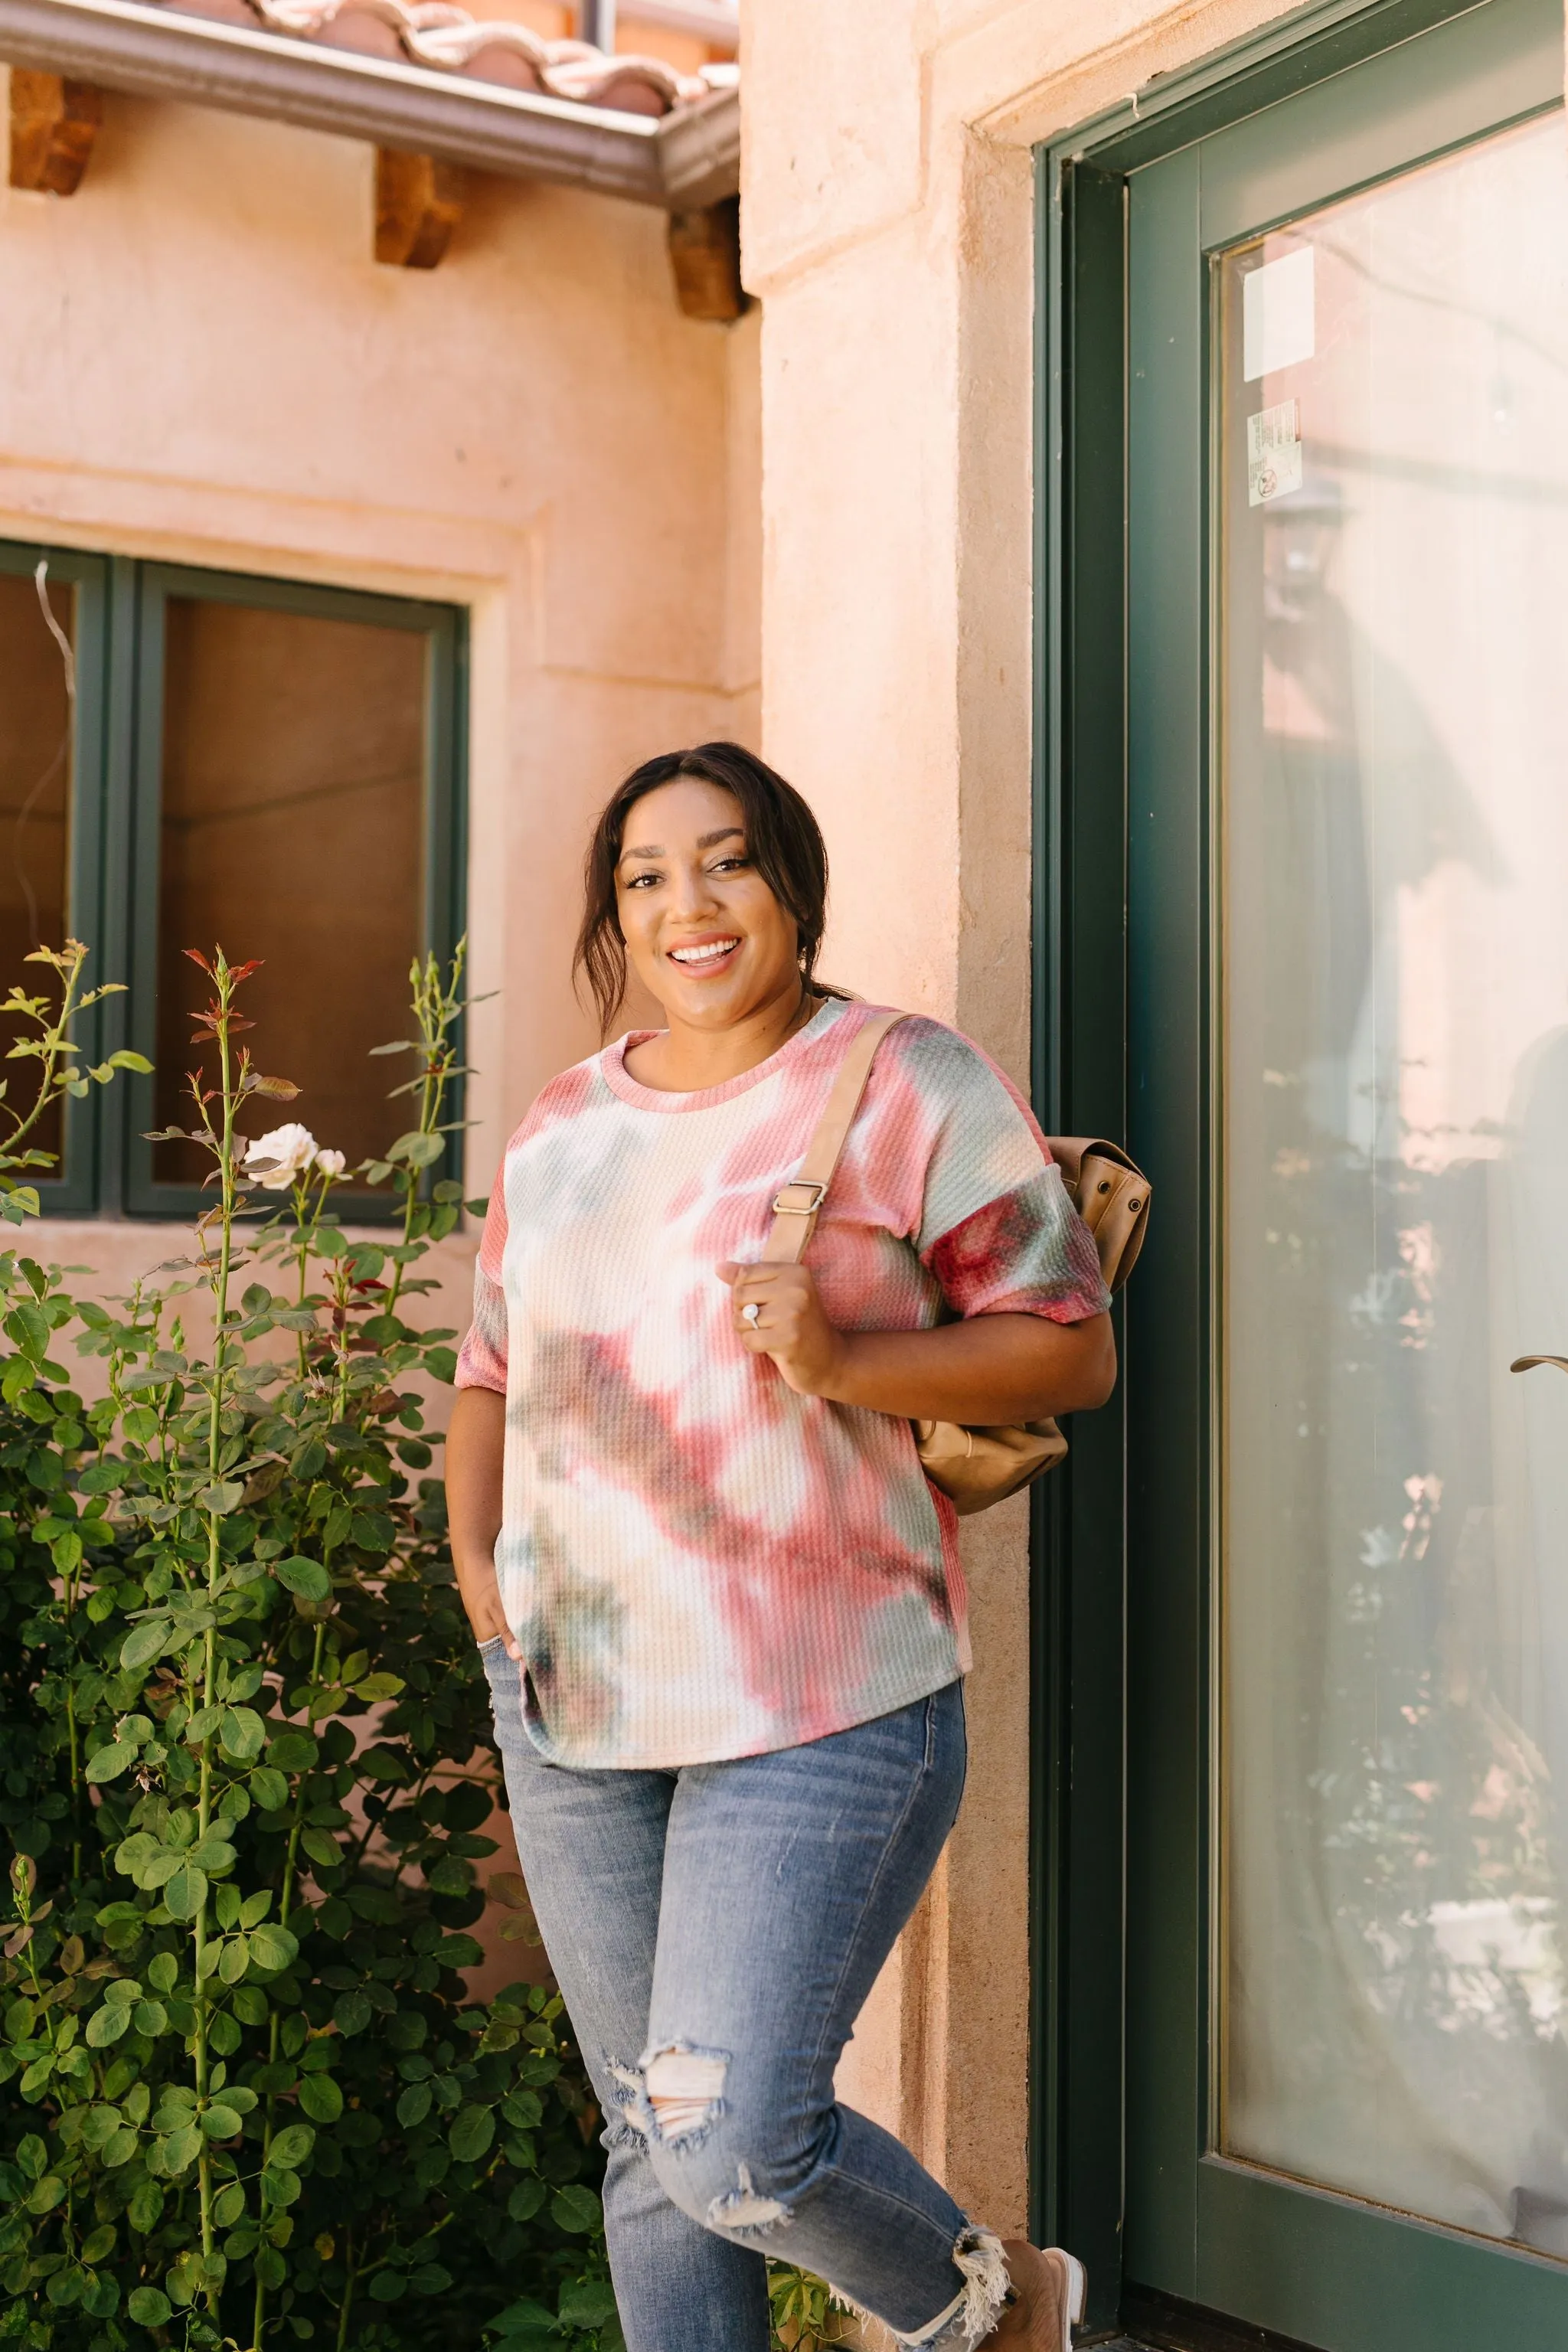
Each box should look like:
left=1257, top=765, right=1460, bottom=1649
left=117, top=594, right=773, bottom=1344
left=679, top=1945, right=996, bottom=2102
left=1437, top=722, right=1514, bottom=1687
left=759, top=1011, right=1151, bottom=1515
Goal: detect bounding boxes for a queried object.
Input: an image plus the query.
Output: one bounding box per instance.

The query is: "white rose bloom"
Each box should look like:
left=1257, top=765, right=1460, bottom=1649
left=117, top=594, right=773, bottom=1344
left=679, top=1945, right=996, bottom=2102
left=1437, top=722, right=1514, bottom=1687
left=315, top=1148, right=347, bottom=1179
left=243, top=1122, right=318, bottom=1191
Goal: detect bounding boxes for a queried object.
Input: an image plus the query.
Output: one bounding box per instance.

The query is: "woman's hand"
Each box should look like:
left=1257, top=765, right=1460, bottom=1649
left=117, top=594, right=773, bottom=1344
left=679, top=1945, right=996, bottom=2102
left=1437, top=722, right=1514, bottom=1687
left=720, top=1261, right=1117, bottom=1424
left=460, top=1560, right=521, bottom=1659
left=720, top=1262, right=848, bottom=1396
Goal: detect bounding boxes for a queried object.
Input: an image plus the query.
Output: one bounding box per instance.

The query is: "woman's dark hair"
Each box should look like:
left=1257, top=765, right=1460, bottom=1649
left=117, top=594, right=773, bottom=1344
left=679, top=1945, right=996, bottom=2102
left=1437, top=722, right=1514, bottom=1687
left=574, top=742, right=844, bottom=1035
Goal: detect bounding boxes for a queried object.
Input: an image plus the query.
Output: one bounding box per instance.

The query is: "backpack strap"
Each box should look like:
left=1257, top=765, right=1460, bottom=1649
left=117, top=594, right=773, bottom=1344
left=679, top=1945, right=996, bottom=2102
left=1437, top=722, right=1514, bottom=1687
left=759, top=1011, right=906, bottom=1266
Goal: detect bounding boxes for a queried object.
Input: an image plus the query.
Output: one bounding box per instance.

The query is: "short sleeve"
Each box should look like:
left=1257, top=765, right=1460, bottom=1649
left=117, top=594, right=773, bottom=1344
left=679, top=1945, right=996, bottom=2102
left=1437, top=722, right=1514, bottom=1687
left=454, top=1160, right=510, bottom=1394
left=895, top=1023, right=1112, bottom=1325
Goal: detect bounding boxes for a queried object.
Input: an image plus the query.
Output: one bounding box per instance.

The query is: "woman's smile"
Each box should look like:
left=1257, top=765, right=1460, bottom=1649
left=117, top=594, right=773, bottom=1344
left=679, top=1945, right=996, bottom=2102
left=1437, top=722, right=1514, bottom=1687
left=668, top=933, right=742, bottom=972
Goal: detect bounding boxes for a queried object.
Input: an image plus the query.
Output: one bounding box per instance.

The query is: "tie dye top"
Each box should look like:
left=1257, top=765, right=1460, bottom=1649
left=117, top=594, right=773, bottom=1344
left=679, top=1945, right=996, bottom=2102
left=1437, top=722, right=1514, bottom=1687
left=456, top=998, right=1109, bottom=1769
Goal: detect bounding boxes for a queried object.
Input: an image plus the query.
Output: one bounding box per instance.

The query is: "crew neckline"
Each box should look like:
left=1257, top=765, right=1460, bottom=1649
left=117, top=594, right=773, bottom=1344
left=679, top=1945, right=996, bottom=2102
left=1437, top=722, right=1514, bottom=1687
left=599, top=997, right=854, bottom=1112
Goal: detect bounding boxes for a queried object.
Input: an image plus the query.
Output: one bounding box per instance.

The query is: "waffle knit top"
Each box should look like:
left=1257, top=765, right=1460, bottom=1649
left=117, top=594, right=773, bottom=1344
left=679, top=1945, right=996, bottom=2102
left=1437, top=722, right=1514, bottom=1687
left=456, top=998, right=1110, bottom=1769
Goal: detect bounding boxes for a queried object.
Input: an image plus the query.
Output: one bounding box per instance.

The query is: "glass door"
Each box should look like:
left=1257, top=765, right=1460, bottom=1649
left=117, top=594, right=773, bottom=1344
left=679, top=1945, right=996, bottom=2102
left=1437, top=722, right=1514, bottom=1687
left=1217, top=107, right=1568, bottom=2257
left=1109, top=0, right=1568, bottom=2344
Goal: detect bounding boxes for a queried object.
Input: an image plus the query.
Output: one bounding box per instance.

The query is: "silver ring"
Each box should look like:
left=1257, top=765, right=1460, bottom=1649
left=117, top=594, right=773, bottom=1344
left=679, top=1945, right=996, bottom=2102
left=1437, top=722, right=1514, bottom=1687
left=742, top=1301, right=762, bottom=1328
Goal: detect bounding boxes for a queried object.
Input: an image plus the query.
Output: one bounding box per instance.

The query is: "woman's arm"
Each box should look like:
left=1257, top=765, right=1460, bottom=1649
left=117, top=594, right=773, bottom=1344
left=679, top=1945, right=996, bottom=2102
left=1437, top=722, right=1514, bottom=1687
left=720, top=1262, right=1116, bottom=1423
left=446, top=1386, right=521, bottom=1658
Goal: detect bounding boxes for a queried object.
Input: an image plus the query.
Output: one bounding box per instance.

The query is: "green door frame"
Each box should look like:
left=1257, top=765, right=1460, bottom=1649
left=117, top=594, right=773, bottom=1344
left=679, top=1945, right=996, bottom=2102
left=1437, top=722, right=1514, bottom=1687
left=1031, top=1, right=1568, bottom=2341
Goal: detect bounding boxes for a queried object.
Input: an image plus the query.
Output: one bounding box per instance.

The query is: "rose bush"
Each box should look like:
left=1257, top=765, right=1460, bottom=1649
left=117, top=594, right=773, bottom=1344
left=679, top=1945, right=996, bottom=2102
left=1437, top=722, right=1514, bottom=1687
left=0, top=946, right=618, bottom=2352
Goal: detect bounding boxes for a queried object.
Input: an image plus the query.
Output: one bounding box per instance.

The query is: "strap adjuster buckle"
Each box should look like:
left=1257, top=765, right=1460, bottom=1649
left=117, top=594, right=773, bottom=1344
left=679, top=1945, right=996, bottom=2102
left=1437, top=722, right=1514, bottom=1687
left=772, top=1179, right=828, bottom=1216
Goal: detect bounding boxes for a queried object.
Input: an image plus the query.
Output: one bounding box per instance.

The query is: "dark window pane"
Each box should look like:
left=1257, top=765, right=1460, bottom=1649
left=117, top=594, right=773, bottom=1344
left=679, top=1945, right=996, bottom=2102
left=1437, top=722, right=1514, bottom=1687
left=0, top=570, right=74, bottom=1178
left=153, top=599, right=425, bottom=1190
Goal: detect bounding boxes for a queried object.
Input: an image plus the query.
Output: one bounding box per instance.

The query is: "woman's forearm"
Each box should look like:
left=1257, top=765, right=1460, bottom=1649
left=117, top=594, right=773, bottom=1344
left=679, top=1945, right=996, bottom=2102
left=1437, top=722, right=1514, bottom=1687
left=446, top=1385, right=515, bottom=1651
left=818, top=1310, right=1116, bottom=1424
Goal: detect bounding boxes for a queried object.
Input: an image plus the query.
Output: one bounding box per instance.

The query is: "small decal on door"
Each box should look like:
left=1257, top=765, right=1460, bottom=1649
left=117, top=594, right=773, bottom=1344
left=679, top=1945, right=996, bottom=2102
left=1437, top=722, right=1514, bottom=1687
left=1243, top=246, right=1315, bottom=380
left=1247, top=398, right=1302, bottom=506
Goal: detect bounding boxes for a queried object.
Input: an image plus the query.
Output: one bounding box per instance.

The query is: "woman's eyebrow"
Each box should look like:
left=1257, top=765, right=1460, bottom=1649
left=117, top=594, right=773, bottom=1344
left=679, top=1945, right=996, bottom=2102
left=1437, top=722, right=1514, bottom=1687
left=619, top=826, right=743, bottom=863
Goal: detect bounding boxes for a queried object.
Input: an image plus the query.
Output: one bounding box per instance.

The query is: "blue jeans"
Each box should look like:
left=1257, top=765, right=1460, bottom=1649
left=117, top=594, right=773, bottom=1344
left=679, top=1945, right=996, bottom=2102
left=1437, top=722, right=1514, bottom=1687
left=482, top=1645, right=1007, bottom=2352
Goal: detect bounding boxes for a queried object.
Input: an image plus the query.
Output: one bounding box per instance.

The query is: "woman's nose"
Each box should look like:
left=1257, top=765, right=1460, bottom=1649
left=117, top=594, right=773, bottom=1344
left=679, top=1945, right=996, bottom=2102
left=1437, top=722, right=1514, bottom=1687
left=668, top=862, right=720, bottom=916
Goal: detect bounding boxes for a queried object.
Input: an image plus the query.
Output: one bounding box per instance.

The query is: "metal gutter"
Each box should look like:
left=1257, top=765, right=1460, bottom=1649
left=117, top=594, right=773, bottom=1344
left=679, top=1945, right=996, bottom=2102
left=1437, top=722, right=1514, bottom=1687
left=655, top=81, right=738, bottom=208
left=0, top=0, right=740, bottom=203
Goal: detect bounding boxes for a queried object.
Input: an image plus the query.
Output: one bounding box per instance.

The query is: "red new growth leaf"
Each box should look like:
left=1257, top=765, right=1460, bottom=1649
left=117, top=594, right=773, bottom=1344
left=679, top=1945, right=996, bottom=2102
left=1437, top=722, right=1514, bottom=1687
left=182, top=949, right=214, bottom=977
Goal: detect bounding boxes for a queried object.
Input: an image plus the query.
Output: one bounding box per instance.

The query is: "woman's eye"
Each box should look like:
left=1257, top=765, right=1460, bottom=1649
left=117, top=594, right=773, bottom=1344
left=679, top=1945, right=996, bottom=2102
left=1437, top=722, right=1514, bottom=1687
left=625, top=872, right=660, bottom=889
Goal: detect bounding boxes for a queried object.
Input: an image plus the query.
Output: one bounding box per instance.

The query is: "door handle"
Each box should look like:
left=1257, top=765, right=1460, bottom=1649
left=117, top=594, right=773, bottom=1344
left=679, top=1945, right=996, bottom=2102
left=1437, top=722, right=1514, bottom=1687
left=1511, top=1356, right=1568, bottom=1376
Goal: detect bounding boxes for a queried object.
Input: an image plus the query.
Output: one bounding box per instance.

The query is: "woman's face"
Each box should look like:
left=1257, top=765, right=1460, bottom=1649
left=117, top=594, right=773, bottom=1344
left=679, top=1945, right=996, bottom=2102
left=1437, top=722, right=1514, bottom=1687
left=615, top=777, right=802, bottom=1032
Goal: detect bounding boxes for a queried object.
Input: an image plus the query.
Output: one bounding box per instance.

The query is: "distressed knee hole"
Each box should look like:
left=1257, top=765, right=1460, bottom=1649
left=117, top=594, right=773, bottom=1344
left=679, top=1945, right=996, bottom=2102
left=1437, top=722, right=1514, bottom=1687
left=642, top=2043, right=729, bottom=2147
left=706, top=2161, right=791, bottom=2236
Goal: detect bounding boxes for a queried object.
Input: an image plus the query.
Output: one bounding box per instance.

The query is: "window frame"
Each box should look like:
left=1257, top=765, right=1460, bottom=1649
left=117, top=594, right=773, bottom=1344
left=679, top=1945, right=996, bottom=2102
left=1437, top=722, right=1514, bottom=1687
left=0, top=540, right=113, bottom=1217
left=0, top=540, right=468, bottom=1221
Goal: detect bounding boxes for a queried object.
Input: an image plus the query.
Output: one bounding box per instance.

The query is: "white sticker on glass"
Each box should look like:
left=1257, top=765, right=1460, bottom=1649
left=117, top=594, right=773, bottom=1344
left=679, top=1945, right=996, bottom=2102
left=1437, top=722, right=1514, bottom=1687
left=1243, top=247, right=1315, bottom=381
left=1247, top=398, right=1302, bottom=506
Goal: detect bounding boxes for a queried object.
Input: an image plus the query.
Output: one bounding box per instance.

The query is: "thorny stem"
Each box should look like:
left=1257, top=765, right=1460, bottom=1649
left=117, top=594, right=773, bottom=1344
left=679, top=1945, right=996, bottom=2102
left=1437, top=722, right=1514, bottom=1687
left=335, top=2233, right=356, bottom=2352
left=191, top=952, right=243, bottom=2315
left=385, top=946, right=465, bottom=1315
left=253, top=1618, right=325, bottom=2352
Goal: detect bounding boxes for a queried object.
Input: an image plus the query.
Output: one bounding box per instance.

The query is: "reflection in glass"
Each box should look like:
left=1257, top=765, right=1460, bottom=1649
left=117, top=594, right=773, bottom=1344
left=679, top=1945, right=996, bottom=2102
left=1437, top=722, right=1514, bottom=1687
left=0, top=570, right=74, bottom=1176
left=153, top=599, right=426, bottom=1189
left=1220, top=110, right=1568, bottom=2255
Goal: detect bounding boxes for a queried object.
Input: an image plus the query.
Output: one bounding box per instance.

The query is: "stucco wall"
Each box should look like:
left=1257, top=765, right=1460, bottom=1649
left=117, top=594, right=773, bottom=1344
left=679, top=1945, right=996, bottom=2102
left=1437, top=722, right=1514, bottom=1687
left=742, top=0, right=1336, bottom=2246
left=0, top=70, right=759, bottom=1224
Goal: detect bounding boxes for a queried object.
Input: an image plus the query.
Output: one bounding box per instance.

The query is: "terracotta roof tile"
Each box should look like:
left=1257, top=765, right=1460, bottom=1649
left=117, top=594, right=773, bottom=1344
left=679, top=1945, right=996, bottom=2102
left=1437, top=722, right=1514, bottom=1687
left=149, top=0, right=737, bottom=113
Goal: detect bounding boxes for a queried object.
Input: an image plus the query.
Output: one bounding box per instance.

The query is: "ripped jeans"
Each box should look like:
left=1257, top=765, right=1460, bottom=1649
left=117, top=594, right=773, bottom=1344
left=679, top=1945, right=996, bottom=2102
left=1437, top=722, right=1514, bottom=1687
left=482, top=1646, right=1003, bottom=2352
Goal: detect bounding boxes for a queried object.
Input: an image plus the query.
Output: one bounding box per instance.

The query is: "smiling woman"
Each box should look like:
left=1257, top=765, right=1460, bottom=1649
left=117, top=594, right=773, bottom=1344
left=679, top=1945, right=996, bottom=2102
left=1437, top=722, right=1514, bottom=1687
left=443, top=742, right=1113, bottom=2352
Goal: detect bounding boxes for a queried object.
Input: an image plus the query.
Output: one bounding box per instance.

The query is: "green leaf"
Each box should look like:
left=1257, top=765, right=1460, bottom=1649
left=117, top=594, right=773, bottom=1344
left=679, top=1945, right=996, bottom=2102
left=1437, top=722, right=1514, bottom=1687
left=390, top=1130, right=446, bottom=1169
left=412, top=2264, right=453, bottom=2297
left=449, top=2102, right=495, bottom=2162
left=350, top=1672, right=406, bottom=1701
left=218, top=1937, right=250, bottom=1984
left=240, top=1888, right=273, bottom=1927
left=273, top=1555, right=331, bottom=1602
left=250, top=1766, right=290, bottom=1811
left=559, top=2278, right=618, bottom=2327
left=163, top=1864, right=209, bottom=1921
left=213, top=2181, right=246, bottom=2227
left=266, top=1730, right=321, bottom=1774
left=506, top=2177, right=546, bottom=2223
left=80, top=2223, right=117, bottom=2265
left=333, top=1988, right=372, bottom=2037
left=188, top=1832, right=237, bottom=1873
left=128, top=2177, right=164, bottom=2234
left=369, top=2272, right=407, bottom=2303
left=147, top=1949, right=178, bottom=1994
left=24, top=2173, right=66, bottom=2214
left=297, top=2069, right=343, bottom=2123
left=85, top=2002, right=131, bottom=2047
left=269, top=2122, right=315, bottom=2170
left=85, top=1741, right=136, bottom=1784
left=127, top=2288, right=172, bottom=2324
left=247, top=1922, right=299, bottom=1974
left=551, top=2184, right=603, bottom=2235
left=50, top=1528, right=83, bottom=1574
left=198, top=1481, right=245, bottom=1516
left=119, top=1617, right=173, bottom=1671
left=219, top=1706, right=266, bottom=1759
left=103, top=2124, right=140, bottom=2166
left=163, top=2123, right=201, bottom=2173
left=300, top=1826, right=341, bottom=1870
left=5, top=1302, right=51, bottom=1361
left=397, top=2081, right=432, bottom=2128
left=202, top=2102, right=243, bottom=2139
left=133, top=1999, right=168, bottom=2037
